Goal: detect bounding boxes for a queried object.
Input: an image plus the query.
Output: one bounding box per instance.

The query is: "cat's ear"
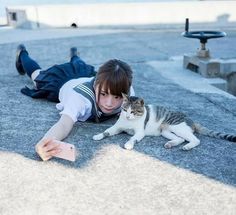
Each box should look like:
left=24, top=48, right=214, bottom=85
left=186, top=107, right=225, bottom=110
left=121, top=93, right=128, bottom=101
left=136, top=98, right=144, bottom=106
left=140, top=99, right=144, bottom=106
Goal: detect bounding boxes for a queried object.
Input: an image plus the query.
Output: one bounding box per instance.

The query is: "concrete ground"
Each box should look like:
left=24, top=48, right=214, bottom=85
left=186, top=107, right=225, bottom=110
left=0, top=26, right=236, bottom=215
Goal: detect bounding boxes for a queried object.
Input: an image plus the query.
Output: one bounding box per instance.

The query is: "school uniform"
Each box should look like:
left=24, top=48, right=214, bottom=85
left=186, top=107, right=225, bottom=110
left=21, top=56, right=96, bottom=102
left=19, top=52, right=134, bottom=123
left=57, top=77, right=135, bottom=123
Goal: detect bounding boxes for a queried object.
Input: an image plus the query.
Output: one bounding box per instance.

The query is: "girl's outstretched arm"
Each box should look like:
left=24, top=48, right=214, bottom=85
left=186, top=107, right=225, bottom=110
left=35, top=114, right=74, bottom=161
left=43, top=114, right=74, bottom=140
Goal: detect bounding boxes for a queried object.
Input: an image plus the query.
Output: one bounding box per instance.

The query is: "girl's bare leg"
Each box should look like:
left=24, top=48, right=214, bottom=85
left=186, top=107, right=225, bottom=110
left=31, top=69, right=41, bottom=88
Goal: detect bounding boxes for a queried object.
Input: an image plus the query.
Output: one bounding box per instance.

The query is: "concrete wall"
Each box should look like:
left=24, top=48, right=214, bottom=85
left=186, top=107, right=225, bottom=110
left=6, top=1, right=236, bottom=29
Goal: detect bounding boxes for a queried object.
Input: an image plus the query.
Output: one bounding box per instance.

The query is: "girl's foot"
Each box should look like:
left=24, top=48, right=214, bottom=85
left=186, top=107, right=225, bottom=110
left=70, top=47, right=80, bottom=59
left=16, top=44, right=27, bottom=75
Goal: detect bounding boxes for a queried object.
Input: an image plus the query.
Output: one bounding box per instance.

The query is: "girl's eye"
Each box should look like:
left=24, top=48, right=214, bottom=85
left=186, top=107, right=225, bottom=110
left=114, top=96, right=121, bottom=99
left=100, top=92, right=106, bottom=96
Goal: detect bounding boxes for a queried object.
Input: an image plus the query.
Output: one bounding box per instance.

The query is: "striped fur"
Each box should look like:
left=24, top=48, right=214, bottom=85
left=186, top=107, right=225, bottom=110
left=194, top=124, right=236, bottom=142
left=93, top=95, right=236, bottom=150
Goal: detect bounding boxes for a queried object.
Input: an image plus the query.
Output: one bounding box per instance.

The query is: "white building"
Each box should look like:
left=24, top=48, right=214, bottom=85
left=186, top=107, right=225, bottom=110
left=5, top=1, right=236, bottom=29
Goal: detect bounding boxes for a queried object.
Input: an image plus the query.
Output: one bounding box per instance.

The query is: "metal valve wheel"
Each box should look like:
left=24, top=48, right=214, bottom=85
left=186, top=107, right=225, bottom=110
left=181, top=18, right=226, bottom=57
left=182, top=30, right=226, bottom=44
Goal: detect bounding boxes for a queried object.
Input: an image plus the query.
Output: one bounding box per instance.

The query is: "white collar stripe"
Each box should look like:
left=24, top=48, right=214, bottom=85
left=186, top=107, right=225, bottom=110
left=76, top=85, right=96, bottom=102
left=76, top=84, right=101, bottom=117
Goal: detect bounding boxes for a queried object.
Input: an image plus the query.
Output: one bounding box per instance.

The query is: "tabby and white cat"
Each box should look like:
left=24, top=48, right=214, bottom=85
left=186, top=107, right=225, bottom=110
left=93, top=94, right=236, bottom=150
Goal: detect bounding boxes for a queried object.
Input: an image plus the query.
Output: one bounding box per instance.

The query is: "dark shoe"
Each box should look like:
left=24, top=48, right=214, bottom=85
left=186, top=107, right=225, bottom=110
left=16, top=44, right=27, bottom=75
left=70, top=47, right=80, bottom=59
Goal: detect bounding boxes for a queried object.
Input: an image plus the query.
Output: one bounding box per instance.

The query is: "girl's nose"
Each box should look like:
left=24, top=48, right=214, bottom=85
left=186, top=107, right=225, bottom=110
left=106, top=97, right=114, bottom=107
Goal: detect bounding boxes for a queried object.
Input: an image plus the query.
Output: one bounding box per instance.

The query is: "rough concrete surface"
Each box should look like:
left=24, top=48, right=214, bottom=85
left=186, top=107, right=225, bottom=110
left=0, top=27, right=236, bottom=215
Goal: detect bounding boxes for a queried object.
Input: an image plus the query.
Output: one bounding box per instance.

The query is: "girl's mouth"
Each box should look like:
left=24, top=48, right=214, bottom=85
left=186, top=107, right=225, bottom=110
left=102, top=107, right=113, bottom=112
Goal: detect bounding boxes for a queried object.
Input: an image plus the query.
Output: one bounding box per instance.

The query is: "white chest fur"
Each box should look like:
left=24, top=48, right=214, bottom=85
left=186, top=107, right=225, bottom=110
left=117, top=105, right=162, bottom=136
left=118, top=110, right=145, bottom=132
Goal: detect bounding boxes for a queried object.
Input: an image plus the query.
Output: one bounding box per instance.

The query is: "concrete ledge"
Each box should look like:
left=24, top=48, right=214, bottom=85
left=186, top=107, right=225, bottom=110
left=6, top=1, right=236, bottom=29
left=148, top=57, right=236, bottom=99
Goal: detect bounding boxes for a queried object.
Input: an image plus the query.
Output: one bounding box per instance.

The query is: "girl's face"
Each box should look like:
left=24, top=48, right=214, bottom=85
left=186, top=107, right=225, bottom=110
left=95, top=85, right=123, bottom=114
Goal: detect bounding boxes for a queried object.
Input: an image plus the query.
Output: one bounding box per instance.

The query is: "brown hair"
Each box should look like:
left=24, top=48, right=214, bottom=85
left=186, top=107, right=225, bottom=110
left=95, top=59, right=133, bottom=100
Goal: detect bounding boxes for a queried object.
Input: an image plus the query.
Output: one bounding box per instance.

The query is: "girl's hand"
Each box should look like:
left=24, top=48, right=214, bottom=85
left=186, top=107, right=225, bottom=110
left=35, top=138, right=61, bottom=161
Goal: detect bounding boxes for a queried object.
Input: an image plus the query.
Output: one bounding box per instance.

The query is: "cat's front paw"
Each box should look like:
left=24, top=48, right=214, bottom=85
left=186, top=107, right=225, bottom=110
left=124, top=141, right=134, bottom=150
left=93, top=133, right=104, bottom=141
left=164, top=142, right=172, bottom=149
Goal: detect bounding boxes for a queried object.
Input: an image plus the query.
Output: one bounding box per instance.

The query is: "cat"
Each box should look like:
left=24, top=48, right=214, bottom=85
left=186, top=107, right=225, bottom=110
left=93, top=94, right=236, bottom=150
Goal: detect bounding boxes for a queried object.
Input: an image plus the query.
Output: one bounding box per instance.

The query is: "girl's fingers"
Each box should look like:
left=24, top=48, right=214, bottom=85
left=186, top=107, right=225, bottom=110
left=39, top=149, right=58, bottom=161
left=36, top=138, right=53, bottom=153
left=48, top=149, right=61, bottom=156
left=40, top=138, right=52, bottom=146
left=42, top=155, right=53, bottom=161
left=36, top=138, right=61, bottom=161
left=43, top=141, right=60, bottom=152
left=41, top=149, right=61, bottom=161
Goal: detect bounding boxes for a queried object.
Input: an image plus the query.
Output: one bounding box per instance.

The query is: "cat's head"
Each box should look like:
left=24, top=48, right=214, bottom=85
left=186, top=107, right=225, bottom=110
left=121, top=93, right=145, bottom=120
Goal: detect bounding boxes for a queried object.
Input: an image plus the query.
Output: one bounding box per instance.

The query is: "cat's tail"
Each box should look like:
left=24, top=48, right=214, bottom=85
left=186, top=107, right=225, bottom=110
left=193, top=123, right=236, bottom=142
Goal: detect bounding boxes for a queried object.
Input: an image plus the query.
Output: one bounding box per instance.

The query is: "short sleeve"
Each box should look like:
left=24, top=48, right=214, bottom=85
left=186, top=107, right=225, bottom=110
left=56, top=88, right=92, bottom=122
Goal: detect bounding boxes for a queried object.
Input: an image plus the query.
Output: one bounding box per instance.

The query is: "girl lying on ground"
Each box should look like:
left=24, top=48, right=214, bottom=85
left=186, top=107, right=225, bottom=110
left=16, top=44, right=134, bottom=161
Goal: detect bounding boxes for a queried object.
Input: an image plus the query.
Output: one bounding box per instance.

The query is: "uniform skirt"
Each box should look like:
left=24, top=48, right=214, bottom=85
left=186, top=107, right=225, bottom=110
left=21, top=57, right=96, bottom=102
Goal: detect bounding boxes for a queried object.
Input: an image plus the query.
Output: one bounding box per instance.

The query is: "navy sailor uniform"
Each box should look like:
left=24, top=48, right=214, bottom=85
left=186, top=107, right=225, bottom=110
left=73, top=78, right=121, bottom=123
left=21, top=57, right=96, bottom=102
